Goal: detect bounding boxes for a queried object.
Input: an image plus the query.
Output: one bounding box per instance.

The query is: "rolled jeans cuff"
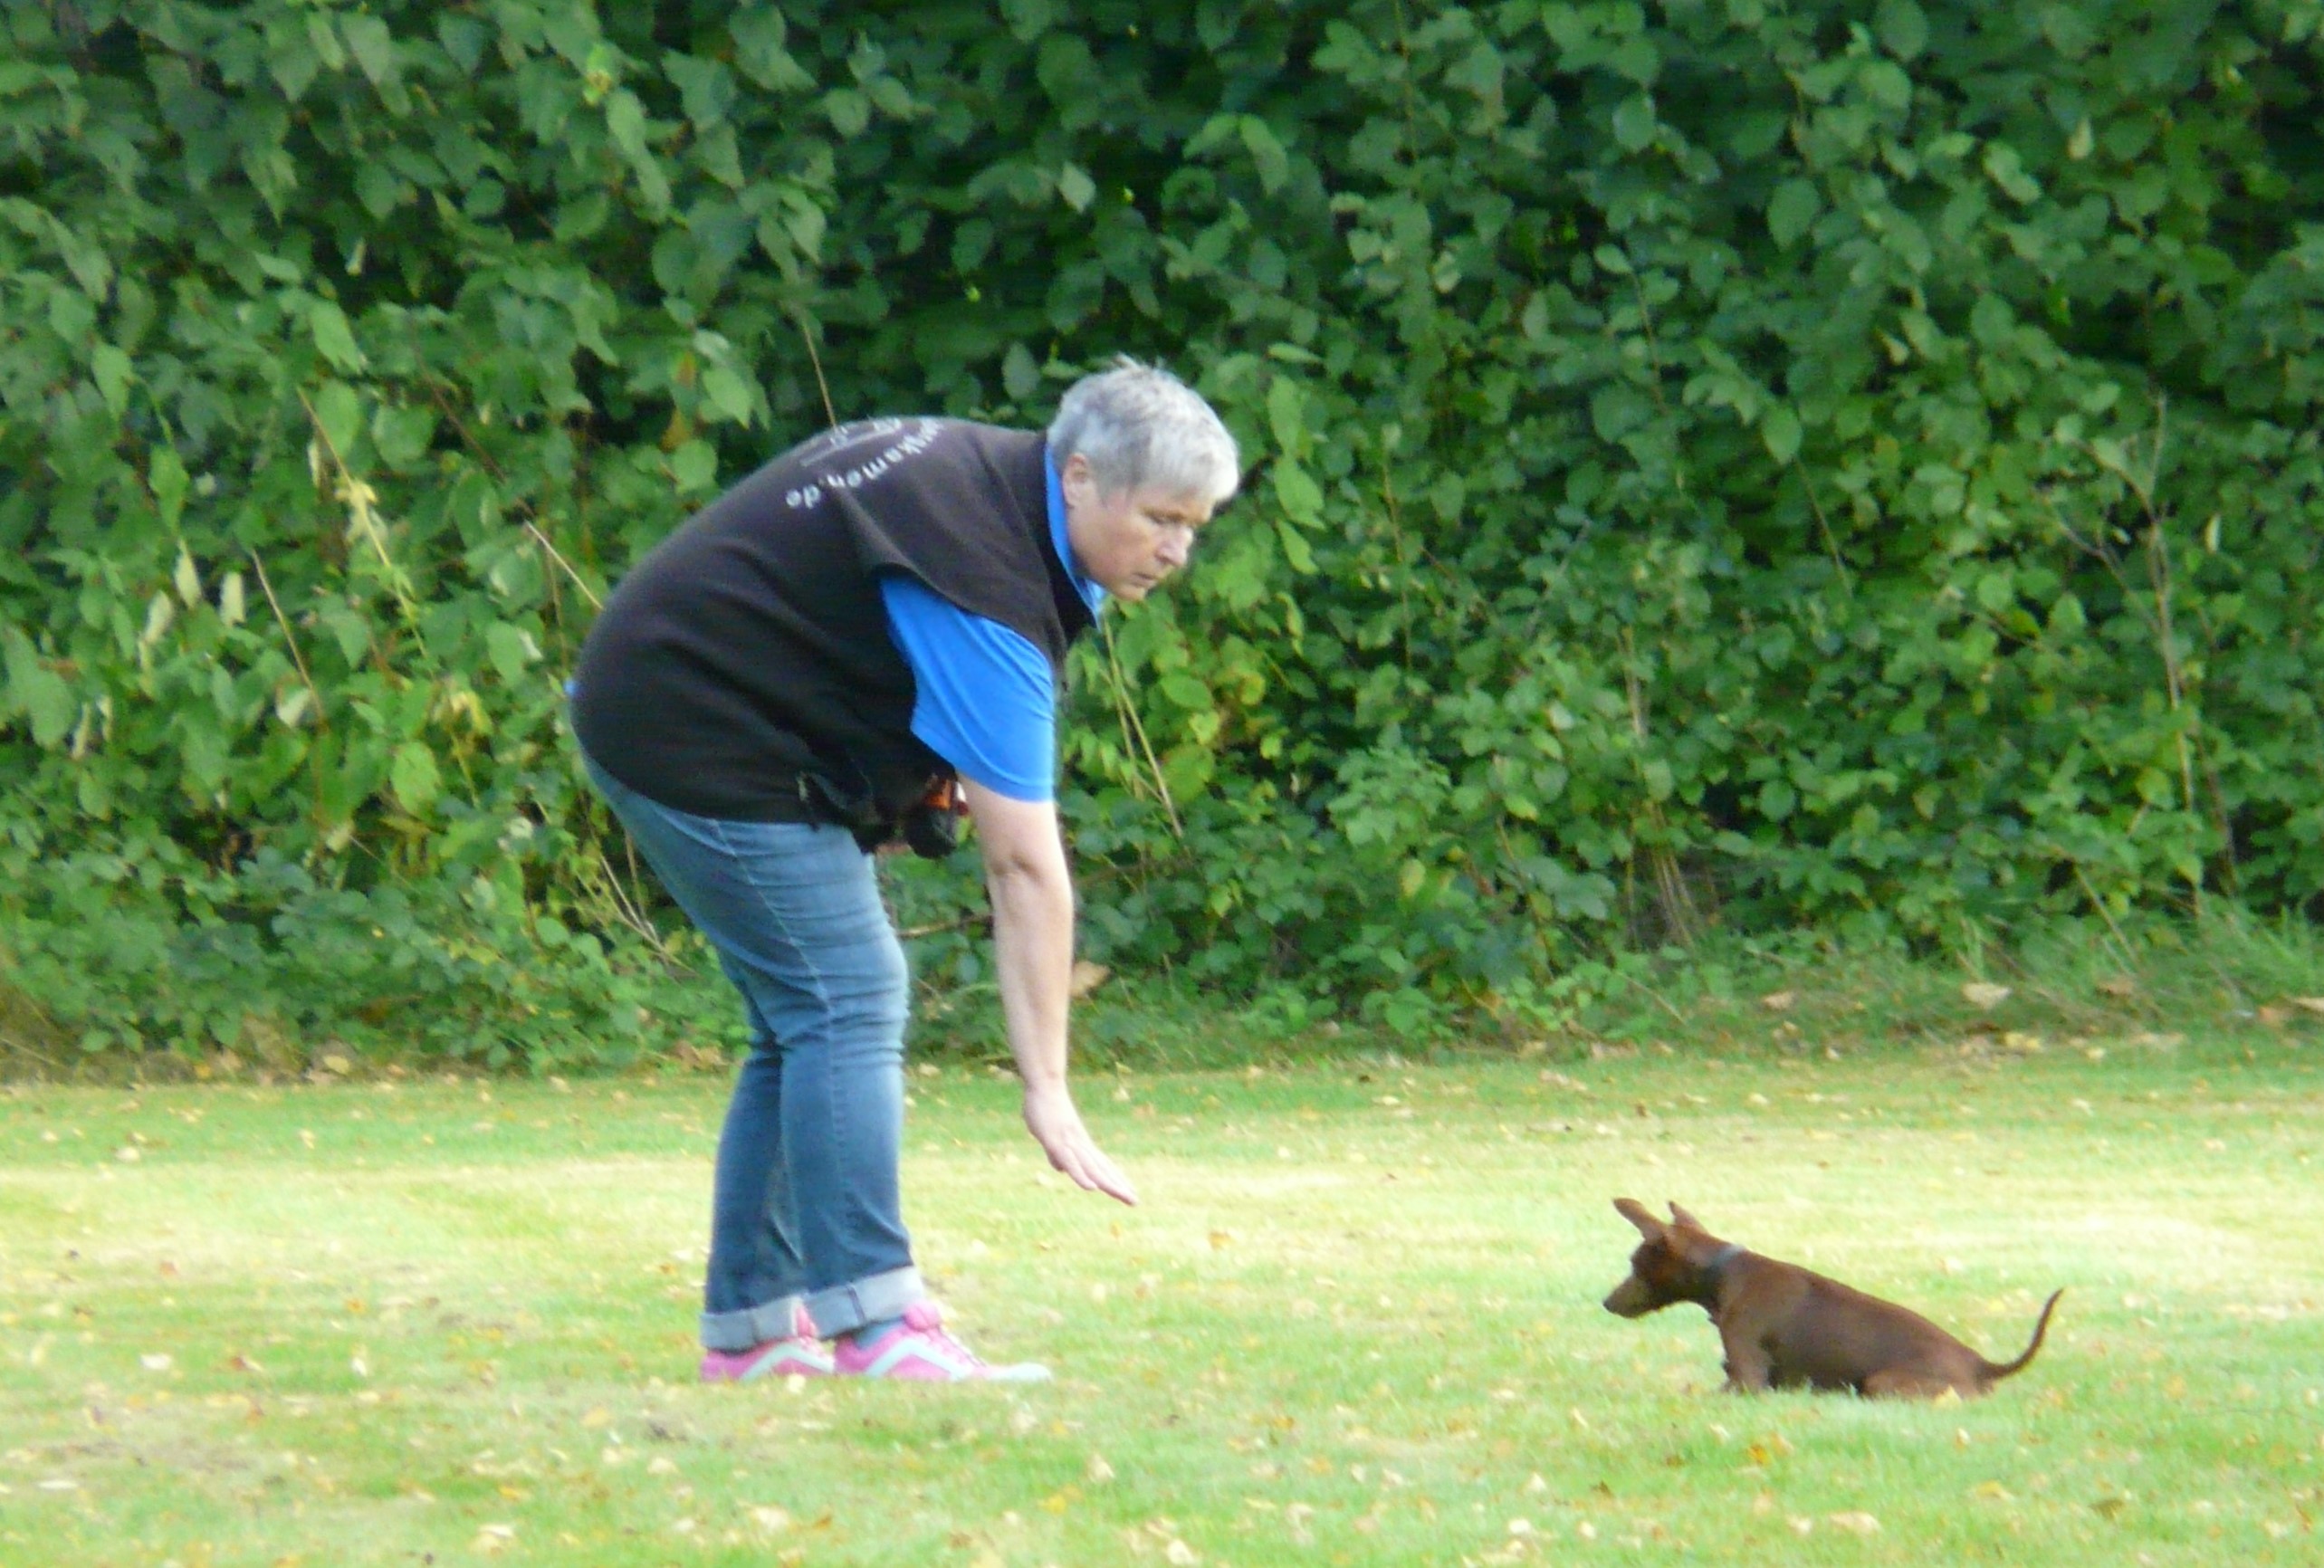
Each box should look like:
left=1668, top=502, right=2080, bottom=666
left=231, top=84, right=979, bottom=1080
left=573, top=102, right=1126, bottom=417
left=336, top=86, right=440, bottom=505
left=700, top=1294, right=808, bottom=1354
left=804, top=1267, right=925, bottom=1339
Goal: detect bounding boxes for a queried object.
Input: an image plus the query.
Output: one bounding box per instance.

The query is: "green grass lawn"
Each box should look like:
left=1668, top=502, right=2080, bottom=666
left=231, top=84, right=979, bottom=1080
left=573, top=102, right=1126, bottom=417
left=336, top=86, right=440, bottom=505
left=3, top=1032, right=2319, bottom=1566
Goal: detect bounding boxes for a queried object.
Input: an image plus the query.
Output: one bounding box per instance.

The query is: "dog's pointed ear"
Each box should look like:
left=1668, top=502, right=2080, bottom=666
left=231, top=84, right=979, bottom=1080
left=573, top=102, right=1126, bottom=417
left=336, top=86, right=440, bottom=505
left=1668, top=1201, right=1707, bottom=1231
left=1613, top=1198, right=1664, bottom=1238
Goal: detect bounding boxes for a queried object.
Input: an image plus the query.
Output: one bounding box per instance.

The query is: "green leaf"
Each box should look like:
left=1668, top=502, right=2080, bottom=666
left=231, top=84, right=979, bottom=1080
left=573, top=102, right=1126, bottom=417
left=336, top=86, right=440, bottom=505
left=372, top=405, right=438, bottom=470
left=1767, top=179, right=1821, bottom=248
left=1001, top=342, right=1040, bottom=401
left=311, top=381, right=364, bottom=462
left=1272, top=461, right=1323, bottom=525
left=1057, top=162, right=1095, bottom=213
left=1761, top=406, right=1803, bottom=466
left=5, top=629, right=75, bottom=748
left=484, top=622, right=538, bottom=685
left=91, top=344, right=133, bottom=416
left=341, top=14, right=397, bottom=88
left=267, top=28, right=321, bottom=100
left=1982, top=141, right=2042, bottom=205
left=181, top=716, right=230, bottom=791
left=825, top=88, right=870, bottom=138
left=309, top=301, right=365, bottom=372
left=1611, top=93, right=1657, bottom=152
left=1266, top=376, right=1305, bottom=455
left=1859, top=60, right=1912, bottom=111
left=999, top=0, right=1057, bottom=40
left=1874, top=0, right=1928, bottom=59
left=149, top=446, right=189, bottom=529
left=436, top=15, right=487, bottom=73
left=606, top=90, right=671, bottom=210
left=390, top=741, right=443, bottom=814
left=1239, top=115, right=1290, bottom=193
left=1275, top=520, right=1316, bottom=574
left=669, top=439, right=718, bottom=492
left=699, top=365, right=756, bottom=424
left=665, top=53, right=736, bottom=130
left=728, top=9, right=806, bottom=90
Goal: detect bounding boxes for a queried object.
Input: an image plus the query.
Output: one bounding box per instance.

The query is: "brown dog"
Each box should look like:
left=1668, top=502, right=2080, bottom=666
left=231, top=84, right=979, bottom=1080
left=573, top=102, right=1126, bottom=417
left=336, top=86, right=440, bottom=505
left=1603, top=1199, right=2062, bottom=1399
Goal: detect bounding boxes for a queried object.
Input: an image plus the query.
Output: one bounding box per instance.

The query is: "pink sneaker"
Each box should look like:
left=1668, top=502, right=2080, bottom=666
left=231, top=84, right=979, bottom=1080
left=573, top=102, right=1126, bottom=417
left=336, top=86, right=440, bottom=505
left=832, top=1302, right=1051, bottom=1382
left=699, top=1305, right=834, bottom=1382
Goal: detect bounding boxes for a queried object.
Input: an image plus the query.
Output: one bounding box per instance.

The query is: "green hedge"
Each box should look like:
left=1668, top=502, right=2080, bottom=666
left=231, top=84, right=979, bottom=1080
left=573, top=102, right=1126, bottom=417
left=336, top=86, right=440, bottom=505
left=2, top=0, right=2320, bottom=1062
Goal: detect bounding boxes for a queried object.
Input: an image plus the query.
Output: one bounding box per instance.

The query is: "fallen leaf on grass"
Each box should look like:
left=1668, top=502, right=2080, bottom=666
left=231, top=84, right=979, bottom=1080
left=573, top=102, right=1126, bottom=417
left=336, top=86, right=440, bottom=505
left=1962, top=982, right=2013, bottom=1009
left=141, top=1353, right=172, bottom=1372
left=746, top=1505, right=793, bottom=1533
left=2294, top=998, right=2324, bottom=1017
left=1069, top=961, right=1111, bottom=998
left=1971, top=1481, right=2014, bottom=1502
left=1827, top=1512, right=1881, bottom=1535
left=473, top=1524, right=516, bottom=1555
left=1086, top=1453, right=1115, bottom=1484
left=1759, top=990, right=1796, bottom=1012
left=2096, top=975, right=2138, bottom=998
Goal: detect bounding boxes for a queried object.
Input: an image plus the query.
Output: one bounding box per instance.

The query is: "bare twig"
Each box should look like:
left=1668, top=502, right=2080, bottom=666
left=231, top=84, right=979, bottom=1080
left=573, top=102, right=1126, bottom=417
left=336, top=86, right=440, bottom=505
left=524, top=521, right=602, bottom=611
left=2071, top=860, right=2142, bottom=977
left=794, top=308, right=838, bottom=431
left=1791, top=454, right=1853, bottom=595
left=1619, top=628, right=1699, bottom=945
left=594, top=847, right=678, bottom=961
left=298, top=388, right=426, bottom=640
left=1098, top=618, right=1186, bottom=842
left=248, top=550, right=327, bottom=732
left=0, top=1030, right=62, bottom=1070
left=1377, top=434, right=1414, bottom=673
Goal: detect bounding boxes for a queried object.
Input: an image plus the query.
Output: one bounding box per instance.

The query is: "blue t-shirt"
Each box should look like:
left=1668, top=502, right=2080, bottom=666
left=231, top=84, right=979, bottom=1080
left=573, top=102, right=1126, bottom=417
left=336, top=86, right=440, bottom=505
left=879, top=461, right=1101, bottom=803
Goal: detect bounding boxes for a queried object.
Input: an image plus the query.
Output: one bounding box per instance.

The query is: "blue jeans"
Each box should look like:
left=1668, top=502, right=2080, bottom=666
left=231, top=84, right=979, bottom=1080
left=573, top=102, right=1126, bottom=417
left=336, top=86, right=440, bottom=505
left=580, top=751, right=927, bottom=1349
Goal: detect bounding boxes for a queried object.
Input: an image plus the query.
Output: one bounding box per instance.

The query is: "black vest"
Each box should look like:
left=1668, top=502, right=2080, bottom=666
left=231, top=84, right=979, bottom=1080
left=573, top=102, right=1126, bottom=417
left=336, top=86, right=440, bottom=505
left=570, top=419, right=1095, bottom=822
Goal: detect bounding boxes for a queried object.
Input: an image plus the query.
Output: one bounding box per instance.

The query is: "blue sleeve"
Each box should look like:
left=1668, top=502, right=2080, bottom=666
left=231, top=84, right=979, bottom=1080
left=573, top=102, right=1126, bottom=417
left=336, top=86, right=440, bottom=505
left=879, top=573, right=1058, bottom=802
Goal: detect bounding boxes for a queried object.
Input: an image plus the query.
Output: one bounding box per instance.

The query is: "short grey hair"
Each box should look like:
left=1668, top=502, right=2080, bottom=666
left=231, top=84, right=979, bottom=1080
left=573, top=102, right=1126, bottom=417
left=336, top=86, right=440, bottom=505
left=1046, top=358, right=1240, bottom=504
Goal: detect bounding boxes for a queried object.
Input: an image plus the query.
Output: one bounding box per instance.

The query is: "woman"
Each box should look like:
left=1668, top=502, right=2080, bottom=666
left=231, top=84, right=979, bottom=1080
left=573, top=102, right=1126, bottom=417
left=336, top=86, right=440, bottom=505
left=569, top=360, right=1239, bottom=1381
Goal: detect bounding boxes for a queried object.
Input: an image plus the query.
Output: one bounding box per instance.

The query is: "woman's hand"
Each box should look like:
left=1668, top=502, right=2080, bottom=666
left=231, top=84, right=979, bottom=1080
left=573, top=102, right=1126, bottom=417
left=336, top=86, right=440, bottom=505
left=1022, top=1078, right=1139, bottom=1205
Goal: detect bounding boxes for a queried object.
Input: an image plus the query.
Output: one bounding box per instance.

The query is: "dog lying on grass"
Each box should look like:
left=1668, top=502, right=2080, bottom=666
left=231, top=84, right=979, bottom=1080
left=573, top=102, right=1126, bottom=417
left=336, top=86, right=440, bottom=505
left=1602, top=1199, right=2062, bottom=1399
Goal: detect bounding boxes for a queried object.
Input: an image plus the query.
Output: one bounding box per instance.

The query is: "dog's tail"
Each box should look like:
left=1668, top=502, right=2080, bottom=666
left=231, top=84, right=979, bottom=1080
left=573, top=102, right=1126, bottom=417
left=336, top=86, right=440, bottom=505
left=1981, top=1288, right=2064, bottom=1385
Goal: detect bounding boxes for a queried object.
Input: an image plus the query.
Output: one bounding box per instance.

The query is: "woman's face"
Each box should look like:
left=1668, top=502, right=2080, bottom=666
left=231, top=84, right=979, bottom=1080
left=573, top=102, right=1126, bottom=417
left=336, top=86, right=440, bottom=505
left=1059, top=453, right=1217, bottom=603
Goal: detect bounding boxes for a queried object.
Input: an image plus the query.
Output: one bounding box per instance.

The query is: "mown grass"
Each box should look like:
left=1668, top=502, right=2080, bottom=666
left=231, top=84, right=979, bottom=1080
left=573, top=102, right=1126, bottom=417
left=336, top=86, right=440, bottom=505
left=2, top=1026, right=2319, bottom=1566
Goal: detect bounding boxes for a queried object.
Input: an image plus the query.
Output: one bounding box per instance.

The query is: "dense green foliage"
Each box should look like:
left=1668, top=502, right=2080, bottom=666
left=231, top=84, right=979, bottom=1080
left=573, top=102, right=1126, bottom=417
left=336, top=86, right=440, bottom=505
left=3, top=0, right=2320, bottom=1064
